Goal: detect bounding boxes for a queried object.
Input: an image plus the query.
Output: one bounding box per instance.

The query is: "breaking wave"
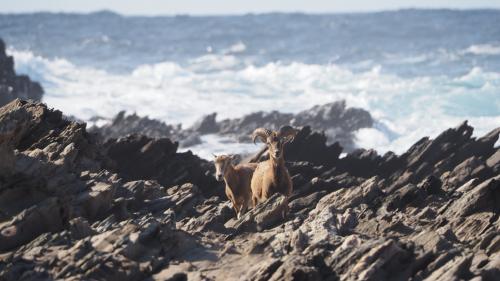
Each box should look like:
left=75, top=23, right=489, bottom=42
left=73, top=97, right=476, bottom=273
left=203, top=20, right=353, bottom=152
left=7, top=47, right=500, bottom=155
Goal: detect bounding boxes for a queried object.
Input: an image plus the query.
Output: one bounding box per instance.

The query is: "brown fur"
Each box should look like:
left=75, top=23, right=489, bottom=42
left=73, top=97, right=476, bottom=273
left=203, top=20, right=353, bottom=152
left=213, top=155, right=258, bottom=219
left=251, top=157, right=292, bottom=204
left=250, top=126, right=297, bottom=210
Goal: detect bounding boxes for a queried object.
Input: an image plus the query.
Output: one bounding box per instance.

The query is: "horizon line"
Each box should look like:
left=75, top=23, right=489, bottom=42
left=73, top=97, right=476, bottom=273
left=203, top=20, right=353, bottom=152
left=1, top=7, right=499, bottom=17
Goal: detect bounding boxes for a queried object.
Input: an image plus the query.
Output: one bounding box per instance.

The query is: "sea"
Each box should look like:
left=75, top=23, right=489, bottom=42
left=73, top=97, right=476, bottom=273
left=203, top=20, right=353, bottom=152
left=1, top=9, right=499, bottom=158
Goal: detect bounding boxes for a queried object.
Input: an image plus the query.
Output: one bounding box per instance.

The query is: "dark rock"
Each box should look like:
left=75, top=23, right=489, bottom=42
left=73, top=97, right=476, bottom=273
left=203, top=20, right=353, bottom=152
left=89, top=111, right=203, bottom=147
left=1, top=99, right=500, bottom=281
left=384, top=183, right=426, bottom=211
left=217, top=100, right=373, bottom=152
left=486, top=148, right=500, bottom=173
left=445, top=176, right=500, bottom=218
left=424, top=254, right=474, bottom=281
left=190, top=112, right=219, bottom=134
left=418, top=175, right=443, bottom=195
left=225, top=193, right=288, bottom=234
left=90, top=111, right=180, bottom=141
left=92, top=100, right=374, bottom=152
left=285, top=126, right=343, bottom=166
left=0, top=197, right=69, bottom=252
left=443, top=156, right=491, bottom=190
left=103, top=134, right=219, bottom=197
left=316, top=176, right=383, bottom=212
left=217, top=111, right=293, bottom=139
left=0, top=39, right=44, bottom=106
left=266, top=255, right=323, bottom=280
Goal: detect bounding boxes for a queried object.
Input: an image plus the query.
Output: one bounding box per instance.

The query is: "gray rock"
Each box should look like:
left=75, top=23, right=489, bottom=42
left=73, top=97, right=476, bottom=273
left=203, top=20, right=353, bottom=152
left=92, top=100, right=373, bottom=152
left=1, top=99, right=500, bottom=281
left=0, top=39, right=44, bottom=106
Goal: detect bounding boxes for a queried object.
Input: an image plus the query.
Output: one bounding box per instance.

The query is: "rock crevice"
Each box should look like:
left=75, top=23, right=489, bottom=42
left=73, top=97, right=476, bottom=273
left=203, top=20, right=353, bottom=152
left=0, top=99, right=499, bottom=281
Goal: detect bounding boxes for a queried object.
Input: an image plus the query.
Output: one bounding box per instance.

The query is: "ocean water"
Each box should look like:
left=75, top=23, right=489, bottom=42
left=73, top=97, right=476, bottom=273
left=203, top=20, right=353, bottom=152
left=1, top=9, right=499, bottom=157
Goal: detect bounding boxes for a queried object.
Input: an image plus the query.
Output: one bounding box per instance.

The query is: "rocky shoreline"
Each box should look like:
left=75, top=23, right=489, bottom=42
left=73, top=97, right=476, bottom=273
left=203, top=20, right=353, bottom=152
left=0, top=99, right=499, bottom=280
left=1, top=36, right=499, bottom=281
left=90, top=100, right=374, bottom=153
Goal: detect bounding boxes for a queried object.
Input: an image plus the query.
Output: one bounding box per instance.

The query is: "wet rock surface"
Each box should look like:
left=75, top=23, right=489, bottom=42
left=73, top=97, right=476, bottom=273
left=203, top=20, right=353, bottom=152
left=0, top=39, right=44, bottom=107
left=92, top=100, right=373, bottom=152
left=1, top=99, right=499, bottom=281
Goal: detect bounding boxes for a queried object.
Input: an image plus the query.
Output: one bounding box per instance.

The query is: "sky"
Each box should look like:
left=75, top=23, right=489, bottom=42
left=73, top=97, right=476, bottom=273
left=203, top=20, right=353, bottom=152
left=1, top=0, right=500, bottom=15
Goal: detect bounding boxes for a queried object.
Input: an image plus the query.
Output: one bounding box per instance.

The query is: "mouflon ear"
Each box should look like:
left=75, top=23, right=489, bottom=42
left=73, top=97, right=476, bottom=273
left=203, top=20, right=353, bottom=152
left=212, top=153, right=217, bottom=158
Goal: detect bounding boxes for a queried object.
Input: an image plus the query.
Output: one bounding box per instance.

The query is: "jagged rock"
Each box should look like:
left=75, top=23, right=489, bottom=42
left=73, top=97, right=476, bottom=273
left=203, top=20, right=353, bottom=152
left=443, top=156, right=492, bottom=190
left=90, top=111, right=180, bottom=140
left=93, top=100, right=373, bottom=152
left=450, top=212, right=495, bottom=243
left=68, top=217, right=95, bottom=239
left=179, top=199, right=233, bottom=233
left=296, top=205, right=357, bottom=249
left=265, top=255, right=322, bottom=280
left=486, top=149, right=500, bottom=173
left=384, top=183, right=427, bottom=211
left=480, top=252, right=500, bottom=281
left=1, top=99, right=500, bottom=281
left=424, top=254, right=473, bottom=281
left=285, top=126, right=343, bottom=166
left=119, top=180, right=165, bottom=202
left=225, top=193, right=288, bottom=234
left=0, top=141, right=14, bottom=177
left=190, top=112, right=219, bottom=134
left=74, top=182, right=116, bottom=220
left=248, top=126, right=345, bottom=168
left=411, top=230, right=453, bottom=253
left=418, top=175, right=443, bottom=195
left=316, top=176, right=383, bottom=212
left=323, top=238, right=417, bottom=281
left=216, top=100, right=373, bottom=151
left=445, top=176, right=500, bottom=218
left=103, top=134, right=219, bottom=197
left=0, top=39, right=44, bottom=106
left=0, top=197, right=69, bottom=252
left=345, top=240, right=414, bottom=281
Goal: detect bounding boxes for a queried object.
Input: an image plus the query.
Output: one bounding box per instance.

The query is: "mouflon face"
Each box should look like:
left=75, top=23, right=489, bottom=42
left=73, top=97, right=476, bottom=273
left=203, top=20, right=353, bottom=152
left=266, top=133, right=284, bottom=160
left=252, top=126, right=297, bottom=161
left=213, top=154, right=232, bottom=182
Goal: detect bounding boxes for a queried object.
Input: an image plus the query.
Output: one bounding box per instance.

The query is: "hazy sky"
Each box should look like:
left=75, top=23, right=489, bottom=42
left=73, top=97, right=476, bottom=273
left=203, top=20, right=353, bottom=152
left=1, top=0, right=500, bottom=15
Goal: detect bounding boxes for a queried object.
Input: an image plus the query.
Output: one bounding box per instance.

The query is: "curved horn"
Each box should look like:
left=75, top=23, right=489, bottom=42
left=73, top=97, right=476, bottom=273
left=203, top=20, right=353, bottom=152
left=252, top=128, right=272, bottom=144
left=278, top=125, right=298, bottom=142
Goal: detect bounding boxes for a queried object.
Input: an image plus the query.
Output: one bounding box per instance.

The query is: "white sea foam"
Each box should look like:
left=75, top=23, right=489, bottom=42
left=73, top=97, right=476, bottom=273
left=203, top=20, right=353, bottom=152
left=383, top=53, right=429, bottom=64
left=187, top=54, right=243, bottom=72
left=464, top=44, right=500, bottom=55
left=223, top=41, right=247, bottom=54
left=7, top=47, right=500, bottom=158
left=380, top=43, right=500, bottom=68
left=178, top=134, right=259, bottom=160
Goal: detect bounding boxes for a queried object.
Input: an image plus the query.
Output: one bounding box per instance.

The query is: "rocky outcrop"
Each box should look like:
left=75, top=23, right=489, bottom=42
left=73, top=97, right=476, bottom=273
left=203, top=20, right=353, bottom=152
left=102, top=134, right=219, bottom=197
left=216, top=100, right=373, bottom=150
left=1, top=99, right=499, bottom=281
left=90, top=111, right=180, bottom=140
left=88, top=111, right=203, bottom=147
left=0, top=39, right=44, bottom=106
left=92, top=100, right=373, bottom=152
